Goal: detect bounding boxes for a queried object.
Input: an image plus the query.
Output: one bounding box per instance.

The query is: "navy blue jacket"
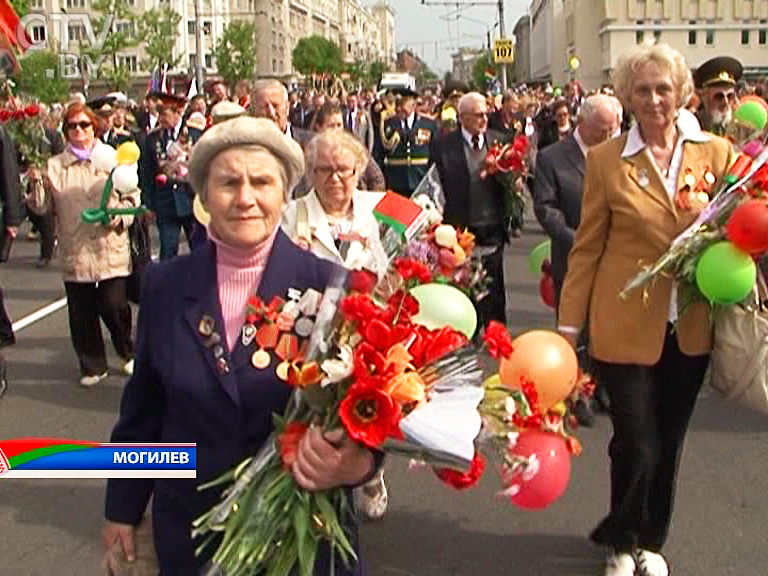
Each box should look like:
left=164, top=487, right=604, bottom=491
left=105, top=231, right=366, bottom=575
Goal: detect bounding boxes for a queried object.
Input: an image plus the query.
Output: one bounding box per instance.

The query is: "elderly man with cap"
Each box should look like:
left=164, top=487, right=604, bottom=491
left=381, top=87, right=439, bottom=196
left=694, top=56, right=743, bottom=136
left=103, top=116, right=381, bottom=575
left=143, top=91, right=203, bottom=259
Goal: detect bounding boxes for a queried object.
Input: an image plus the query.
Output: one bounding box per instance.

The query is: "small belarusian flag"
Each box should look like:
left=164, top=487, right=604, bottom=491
left=484, top=66, right=497, bottom=81
left=373, top=192, right=427, bottom=240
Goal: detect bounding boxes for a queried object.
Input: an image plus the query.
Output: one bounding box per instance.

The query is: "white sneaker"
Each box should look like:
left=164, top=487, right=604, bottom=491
left=605, top=551, right=636, bottom=576
left=355, top=469, right=388, bottom=520
left=79, top=372, right=108, bottom=387
left=122, top=359, right=135, bottom=376
left=636, top=550, right=669, bottom=576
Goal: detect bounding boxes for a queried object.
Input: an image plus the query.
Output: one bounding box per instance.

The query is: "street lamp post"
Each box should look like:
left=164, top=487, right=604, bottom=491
left=497, top=0, right=506, bottom=90
left=194, top=0, right=205, bottom=90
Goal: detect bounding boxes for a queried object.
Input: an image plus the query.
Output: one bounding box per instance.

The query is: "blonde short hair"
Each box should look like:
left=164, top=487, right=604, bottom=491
left=304, top=130, right=369, bottom=176
left=612, top=43, right=694, bottom=111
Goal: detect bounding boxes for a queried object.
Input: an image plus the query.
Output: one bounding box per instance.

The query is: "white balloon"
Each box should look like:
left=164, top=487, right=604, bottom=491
left=434, top=224, right=458, bottom=248
left=90, top=143, right=117, bottom=173
left=112, top=164, right=139, bottom=193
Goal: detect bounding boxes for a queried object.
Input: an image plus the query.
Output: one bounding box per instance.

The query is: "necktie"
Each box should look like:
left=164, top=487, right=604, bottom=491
left=472, top=134, right=480, bottom=151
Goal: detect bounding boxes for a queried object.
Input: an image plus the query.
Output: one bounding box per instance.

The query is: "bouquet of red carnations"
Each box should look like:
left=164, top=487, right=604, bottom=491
left=482, top=134, right=531, bottom=234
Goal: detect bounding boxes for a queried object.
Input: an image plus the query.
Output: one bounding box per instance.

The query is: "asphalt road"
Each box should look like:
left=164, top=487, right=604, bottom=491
left=1, top=222, right=768, bottom=576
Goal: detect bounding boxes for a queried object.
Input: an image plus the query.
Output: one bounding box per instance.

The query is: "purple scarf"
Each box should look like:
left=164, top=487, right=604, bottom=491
left=67, top=143, right=92, bottom=161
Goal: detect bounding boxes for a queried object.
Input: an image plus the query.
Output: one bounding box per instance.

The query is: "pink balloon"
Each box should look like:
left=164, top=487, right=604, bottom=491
left=499, top=430, right=571, bottom=509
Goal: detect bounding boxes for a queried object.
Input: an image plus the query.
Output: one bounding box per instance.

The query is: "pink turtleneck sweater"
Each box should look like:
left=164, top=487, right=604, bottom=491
left=209, top=226, right=279, bottom=352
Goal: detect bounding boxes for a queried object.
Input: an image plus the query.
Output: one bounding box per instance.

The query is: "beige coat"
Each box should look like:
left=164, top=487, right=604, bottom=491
left=558, top=130, right=732, bottom=365
left=47, top=147, right=140, bottom=282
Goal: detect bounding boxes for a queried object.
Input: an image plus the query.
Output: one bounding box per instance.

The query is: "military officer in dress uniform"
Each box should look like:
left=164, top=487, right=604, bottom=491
left=693, top=56, right=743, bottom=136
left=144, top=92, right=201, bottom=259
left=381, top=88, right=439, bottom=196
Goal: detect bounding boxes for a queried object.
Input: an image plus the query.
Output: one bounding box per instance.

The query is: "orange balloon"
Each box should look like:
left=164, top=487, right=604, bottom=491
left=499, top=330, right=579, bottom=411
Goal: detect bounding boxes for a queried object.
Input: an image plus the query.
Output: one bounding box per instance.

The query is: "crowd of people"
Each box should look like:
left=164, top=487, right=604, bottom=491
left=0, top=43, right=760, bottom=576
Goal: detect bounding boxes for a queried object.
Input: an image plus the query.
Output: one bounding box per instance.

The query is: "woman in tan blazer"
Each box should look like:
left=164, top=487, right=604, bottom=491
left=558, top=44, right=731, bottom=576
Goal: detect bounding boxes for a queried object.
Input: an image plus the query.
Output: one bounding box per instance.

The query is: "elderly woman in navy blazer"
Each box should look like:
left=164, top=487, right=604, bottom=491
left=102, top=117, right=379, bottom=574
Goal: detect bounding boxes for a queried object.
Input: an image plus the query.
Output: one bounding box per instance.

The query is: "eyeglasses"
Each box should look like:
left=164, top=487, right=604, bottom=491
left=463, top=111, right=488, bottom=119
left=66, top=121, right=92, bottom=131
left=314, top=166, right=356, bottom=181
left=712, top=91, right=737, bottom=104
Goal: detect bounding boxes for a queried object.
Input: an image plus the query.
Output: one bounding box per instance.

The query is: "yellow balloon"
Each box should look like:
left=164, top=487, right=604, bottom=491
left=193, top=194, right=211, bottom=226
left=116, top=141, right=141, bottom=165
left=483, top=374, right=501, bottom=388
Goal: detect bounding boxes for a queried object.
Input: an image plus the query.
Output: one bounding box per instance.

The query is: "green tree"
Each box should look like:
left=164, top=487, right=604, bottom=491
left=15, top=50, right=70, bottom=104
left=82, top=0, right=138, bottom=92
left=365, top=60, right=389, bottom=88
left=472, top=51, right=496, bottom=90
left=415, top=66, right=439, bottom=89
left=292, top=35, right=343, bottom=86
left=10, top=0, right=29, bottom=17
left=138, top=7, right=182, bottom=74
left=212, top=20, right=259, bottom=88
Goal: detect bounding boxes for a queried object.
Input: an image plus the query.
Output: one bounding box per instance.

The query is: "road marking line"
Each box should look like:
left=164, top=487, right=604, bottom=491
left=12, top=297, right=68, bottom=332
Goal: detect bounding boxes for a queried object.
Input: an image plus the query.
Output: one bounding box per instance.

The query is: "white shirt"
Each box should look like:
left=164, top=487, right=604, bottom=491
left=573, top=126, right=588, bottom=158
left=403, top=112, right=415, bottom=132
left=461, top=126, right=485, bottom=151
left=621, top=116, right=710, bottom=322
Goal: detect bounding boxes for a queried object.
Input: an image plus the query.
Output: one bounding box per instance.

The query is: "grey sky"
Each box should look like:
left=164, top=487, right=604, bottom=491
left=387, top=0, right=531, bottom=73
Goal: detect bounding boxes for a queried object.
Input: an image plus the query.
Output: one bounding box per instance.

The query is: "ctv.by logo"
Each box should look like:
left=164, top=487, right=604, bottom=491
left=18, top=13, right=115, bottom=79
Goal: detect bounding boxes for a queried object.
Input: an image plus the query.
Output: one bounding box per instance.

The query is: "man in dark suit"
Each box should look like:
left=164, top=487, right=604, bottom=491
left=533, top=93, right=622, bottom=306
left=488, top=90, right=525, bottom=138
left=434, top=91, right=508, bottom=327
left=533, top=93, right=622, bottom=421
left=0, top=123, right=22, bottom=397
left=251, top=79, right=312, bottom=149
left=134, top=92, right=160, bottom=133
left=381, top=88, right=439, bottom=196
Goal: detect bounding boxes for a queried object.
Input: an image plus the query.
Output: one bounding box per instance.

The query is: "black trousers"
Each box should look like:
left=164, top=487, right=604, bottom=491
left=590, top=325, right=709, bottom=552
left=157, top=215, right=195, bottom=260
left=27, top=209, right=55, bottom=260
left=64, top=278, right=134, bottom=377
left=477, top=245, right=507, bottom=327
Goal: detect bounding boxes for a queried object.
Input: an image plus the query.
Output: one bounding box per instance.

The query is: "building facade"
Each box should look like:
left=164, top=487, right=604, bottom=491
left=24, top=0, right=395, bottom=94
left=532, top=0, right=768, bottom=90
left=451, top=47, right=484, bottom=85
left=513, top=14, right=530, bottom=83
left=396, top=49, right=425, bottom=76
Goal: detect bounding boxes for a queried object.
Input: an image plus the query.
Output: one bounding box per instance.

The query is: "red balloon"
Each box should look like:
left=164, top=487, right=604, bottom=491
left=539, top=274, right=556, bottom=309
left=727, top=199, right=768, bottom=255
left=499, top=430, right=571, bottom=509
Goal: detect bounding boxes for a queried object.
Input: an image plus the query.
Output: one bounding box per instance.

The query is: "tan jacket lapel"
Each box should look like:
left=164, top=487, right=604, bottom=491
left=624, top=149, right=677, bottom=219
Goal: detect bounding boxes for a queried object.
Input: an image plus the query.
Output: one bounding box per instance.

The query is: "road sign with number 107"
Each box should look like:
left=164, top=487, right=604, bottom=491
left=494, top=40, right=515, bottom=64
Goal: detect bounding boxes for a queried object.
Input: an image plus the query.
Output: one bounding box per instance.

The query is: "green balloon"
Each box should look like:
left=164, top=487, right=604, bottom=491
left=734, top=101, right=768, bottom=130
left=695, top=241, right=757, bottom=305
left=529, top=240, right=552, bottom=275
left=409, top=283, right=477, bottom=338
